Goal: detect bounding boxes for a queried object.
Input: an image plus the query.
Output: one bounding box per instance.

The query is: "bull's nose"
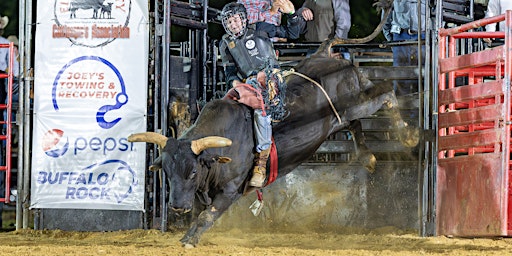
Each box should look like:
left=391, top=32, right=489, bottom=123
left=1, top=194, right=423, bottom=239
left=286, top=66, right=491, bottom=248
left=171, top=207, right=191, bottom=214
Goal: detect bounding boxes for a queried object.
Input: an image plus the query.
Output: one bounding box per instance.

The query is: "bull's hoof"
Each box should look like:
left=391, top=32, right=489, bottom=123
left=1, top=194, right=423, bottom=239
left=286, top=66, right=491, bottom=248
left=183, top=243, right=195, bottom=249
left=358, top=152, right=376, bottom=173
left=399, top=126, right=420, bottom=148
left=180, top=235, right=198, bottom=248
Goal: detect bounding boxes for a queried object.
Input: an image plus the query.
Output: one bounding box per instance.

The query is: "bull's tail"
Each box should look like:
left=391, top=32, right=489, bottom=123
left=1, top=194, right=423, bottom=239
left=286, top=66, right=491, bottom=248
left=314, top=3, right=393, bottom=57
left=353, top=71, right=419, bottom=148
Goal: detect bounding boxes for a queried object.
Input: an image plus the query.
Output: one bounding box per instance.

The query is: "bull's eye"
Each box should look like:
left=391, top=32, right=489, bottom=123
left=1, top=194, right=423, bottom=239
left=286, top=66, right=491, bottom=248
left=188, top=169, right=197, bottom=180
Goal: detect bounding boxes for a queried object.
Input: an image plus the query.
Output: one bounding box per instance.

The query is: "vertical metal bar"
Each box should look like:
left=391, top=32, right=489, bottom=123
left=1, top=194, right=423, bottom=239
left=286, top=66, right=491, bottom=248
left=447, top=36, right=456, bottom=158
left=467, top=0, right=474, bottom=54
left=160, top=0, right=172, bottom=232
left=417, top=0, right=425, bottom=237
left=432, top=0, right=445, bottom=237
left=154, top=0, right=161, bottom=133
left=161, top=169, right=167, bottom=232
left=152, top=166, right=158, bottom=228
left=469, top=0, right=474, bottom=21
left=16, top=0, right=26, bottom=231
left=212, top=40, right=218, bottom=96
left=22, top=0, right=33, bottom=230
left=152, top=0, right=162, bottom=230
left=162, top=0, right=170, bottom=136
left=190, top=30, right=195, bottom=59
left=417, top=0, right=423, bottom=130
left=420, top=0, right=435, bottom=237
left=202, top=0, right=208, bottom=101
left=503, top=10, right=512, bottom=235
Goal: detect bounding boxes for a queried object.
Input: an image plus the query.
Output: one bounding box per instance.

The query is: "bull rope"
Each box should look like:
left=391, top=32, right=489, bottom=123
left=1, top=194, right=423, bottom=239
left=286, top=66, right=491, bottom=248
left=282, top=70, right=342, bottom=125
left=236, top=83, right=267, bottom=116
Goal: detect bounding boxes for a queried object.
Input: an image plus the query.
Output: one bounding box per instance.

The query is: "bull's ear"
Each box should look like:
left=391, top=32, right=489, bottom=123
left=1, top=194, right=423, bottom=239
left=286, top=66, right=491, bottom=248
left=148, top=155, right=163, bottom=171
left=215, top=156, right=232, bottom=163
left=149, top=165, right=161, bottom=171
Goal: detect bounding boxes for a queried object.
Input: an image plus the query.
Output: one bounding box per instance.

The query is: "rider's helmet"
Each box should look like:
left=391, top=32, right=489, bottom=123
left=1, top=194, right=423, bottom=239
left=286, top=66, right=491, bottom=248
left=220, top=3, right=247, bottom=38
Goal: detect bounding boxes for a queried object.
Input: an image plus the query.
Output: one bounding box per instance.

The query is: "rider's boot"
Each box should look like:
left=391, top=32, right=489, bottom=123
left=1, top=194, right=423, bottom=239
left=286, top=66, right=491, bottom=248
left=249, top=148, right=270, bottom=187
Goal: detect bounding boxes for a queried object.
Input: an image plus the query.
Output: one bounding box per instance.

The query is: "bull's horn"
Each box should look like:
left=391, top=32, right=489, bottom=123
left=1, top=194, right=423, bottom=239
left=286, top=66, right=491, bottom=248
left=128, top=132, right=167, bottom=148
left=191, top=136, right=232, bottom=155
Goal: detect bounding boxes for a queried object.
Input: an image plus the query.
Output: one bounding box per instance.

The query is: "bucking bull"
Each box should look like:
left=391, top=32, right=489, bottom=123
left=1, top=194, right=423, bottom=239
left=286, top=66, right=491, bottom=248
left=128, top=43, right=419, bottom=248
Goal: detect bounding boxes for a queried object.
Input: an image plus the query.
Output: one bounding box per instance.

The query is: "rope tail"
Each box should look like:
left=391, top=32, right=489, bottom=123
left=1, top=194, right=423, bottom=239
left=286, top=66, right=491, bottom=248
left=282, top=69, right=342, bottom=125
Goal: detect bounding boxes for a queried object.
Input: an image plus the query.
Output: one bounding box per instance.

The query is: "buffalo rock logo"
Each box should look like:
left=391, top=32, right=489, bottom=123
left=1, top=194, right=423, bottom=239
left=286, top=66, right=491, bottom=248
left=53, top=0, right=132, bottom=47
left=42, top=129, right=70, bottom=158
left=36, top=159, right=139, bottom=203
left=87, top=159, right=139, bottom=203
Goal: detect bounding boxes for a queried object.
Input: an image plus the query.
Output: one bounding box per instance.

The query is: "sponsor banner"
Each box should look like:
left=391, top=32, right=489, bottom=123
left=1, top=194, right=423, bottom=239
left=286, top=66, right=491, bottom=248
left=31, top=0, right=148, bottom=210
left=30, top=115, right=146, bottom=210
left=35, top=55, right=146, bottom=125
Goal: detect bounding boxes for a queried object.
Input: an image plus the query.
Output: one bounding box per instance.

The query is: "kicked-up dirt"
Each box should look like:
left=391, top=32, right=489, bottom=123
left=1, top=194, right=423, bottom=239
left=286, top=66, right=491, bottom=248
left=0, top=227, right=510, bottom=256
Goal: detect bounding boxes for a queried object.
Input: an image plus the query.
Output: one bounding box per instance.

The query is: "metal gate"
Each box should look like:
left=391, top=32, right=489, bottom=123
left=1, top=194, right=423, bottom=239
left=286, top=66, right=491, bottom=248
left=0, top=41, right=15, bottom=205
left=437, top=11, right=512, bottom=236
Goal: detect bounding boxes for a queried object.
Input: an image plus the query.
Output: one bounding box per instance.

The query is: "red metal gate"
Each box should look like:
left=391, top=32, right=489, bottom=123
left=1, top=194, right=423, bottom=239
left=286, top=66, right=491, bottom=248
left=0, top=42, right=15, bottom=204
left=437, top=11, right=512, bottom=236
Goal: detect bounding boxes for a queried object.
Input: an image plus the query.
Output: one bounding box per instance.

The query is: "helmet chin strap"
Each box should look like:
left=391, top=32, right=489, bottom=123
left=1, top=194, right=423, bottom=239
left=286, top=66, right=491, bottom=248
left=232, top=28, right=245, bottom=38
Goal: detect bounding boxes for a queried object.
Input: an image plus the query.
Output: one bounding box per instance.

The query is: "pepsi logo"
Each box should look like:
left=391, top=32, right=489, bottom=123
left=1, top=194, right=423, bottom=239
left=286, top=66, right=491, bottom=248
left=41, top=129, right=134, bottom=158
left=42, top=129, right=70, bottom=158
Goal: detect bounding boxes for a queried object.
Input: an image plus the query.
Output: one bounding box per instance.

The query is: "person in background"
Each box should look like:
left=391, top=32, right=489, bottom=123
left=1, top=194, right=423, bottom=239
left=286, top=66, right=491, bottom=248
left=0, top=14, right=15, bottom=230
left=5, top=35, right=18, bottom=104
left=483, top=0, right=512, bottom=45
left=382, top=0, right=426, bottom=96
left=238, top=0, right=313, bottom=42
left=302, top=0, right=351, bottom=42
left=4, top=35, right=19, bottom=158
left=302, top=0, right=351, bottom=59
left=0, top=16, right=15, bottom=105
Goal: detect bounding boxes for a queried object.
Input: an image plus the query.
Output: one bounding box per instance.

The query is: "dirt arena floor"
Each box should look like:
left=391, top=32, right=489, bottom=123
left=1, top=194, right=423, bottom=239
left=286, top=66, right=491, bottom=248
left=0, top=226, right=511, bottom=256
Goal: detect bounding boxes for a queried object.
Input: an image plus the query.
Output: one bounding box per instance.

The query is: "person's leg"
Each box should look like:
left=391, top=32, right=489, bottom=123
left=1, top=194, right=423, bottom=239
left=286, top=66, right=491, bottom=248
left=0, top=171, right=4, bottom=229
left=250, top=109, right=272, bottom=187
left=0, top=78, right=5, bottom=170
left=253, top=109, right=272, bottom=153
left=0, top=78, right=5, bottom=124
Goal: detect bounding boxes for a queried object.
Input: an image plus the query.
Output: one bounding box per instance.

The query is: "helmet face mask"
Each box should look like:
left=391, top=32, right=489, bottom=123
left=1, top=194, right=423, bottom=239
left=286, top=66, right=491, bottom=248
left=221, top=3, right=247, bottom=38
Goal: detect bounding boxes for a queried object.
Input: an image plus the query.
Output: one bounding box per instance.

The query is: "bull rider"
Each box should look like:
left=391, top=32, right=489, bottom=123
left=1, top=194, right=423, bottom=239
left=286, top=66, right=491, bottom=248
left=219, top=2, right=290, bottom=188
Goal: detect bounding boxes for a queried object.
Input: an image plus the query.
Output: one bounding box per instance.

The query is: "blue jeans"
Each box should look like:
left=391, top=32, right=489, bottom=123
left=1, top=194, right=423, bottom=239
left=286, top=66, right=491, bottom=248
left=1, top=77, right=18, bottom=168
left=254, top=109, right=272, bottom=152
left=2, top=77, right=18, bottom=126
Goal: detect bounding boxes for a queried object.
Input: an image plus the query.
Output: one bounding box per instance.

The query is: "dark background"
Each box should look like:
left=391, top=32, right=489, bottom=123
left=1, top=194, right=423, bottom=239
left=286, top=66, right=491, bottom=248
left=0, top=1, right=382, bottom=41
left=207, top=0, right=383, bottom=42
left=0, top=0, right=19, bottom=38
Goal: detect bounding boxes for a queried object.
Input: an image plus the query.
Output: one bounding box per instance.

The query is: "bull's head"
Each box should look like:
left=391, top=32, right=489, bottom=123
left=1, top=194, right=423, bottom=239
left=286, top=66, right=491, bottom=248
left=128, top=132, right=232, bottom=214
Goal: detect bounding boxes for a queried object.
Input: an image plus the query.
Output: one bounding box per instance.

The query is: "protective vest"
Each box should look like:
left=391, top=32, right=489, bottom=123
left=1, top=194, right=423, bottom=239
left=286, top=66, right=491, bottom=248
left=222, top=29, right=278, bottom=78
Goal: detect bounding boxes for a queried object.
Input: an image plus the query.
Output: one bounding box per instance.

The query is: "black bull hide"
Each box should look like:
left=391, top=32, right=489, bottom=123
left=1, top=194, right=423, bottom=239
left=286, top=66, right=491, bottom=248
left=128, top=55, right=419, bottom=247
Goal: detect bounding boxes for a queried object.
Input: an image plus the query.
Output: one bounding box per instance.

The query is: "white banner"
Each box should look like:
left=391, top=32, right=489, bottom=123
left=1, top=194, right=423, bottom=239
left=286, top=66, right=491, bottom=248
left=31, top=0, right=149, bottom=211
